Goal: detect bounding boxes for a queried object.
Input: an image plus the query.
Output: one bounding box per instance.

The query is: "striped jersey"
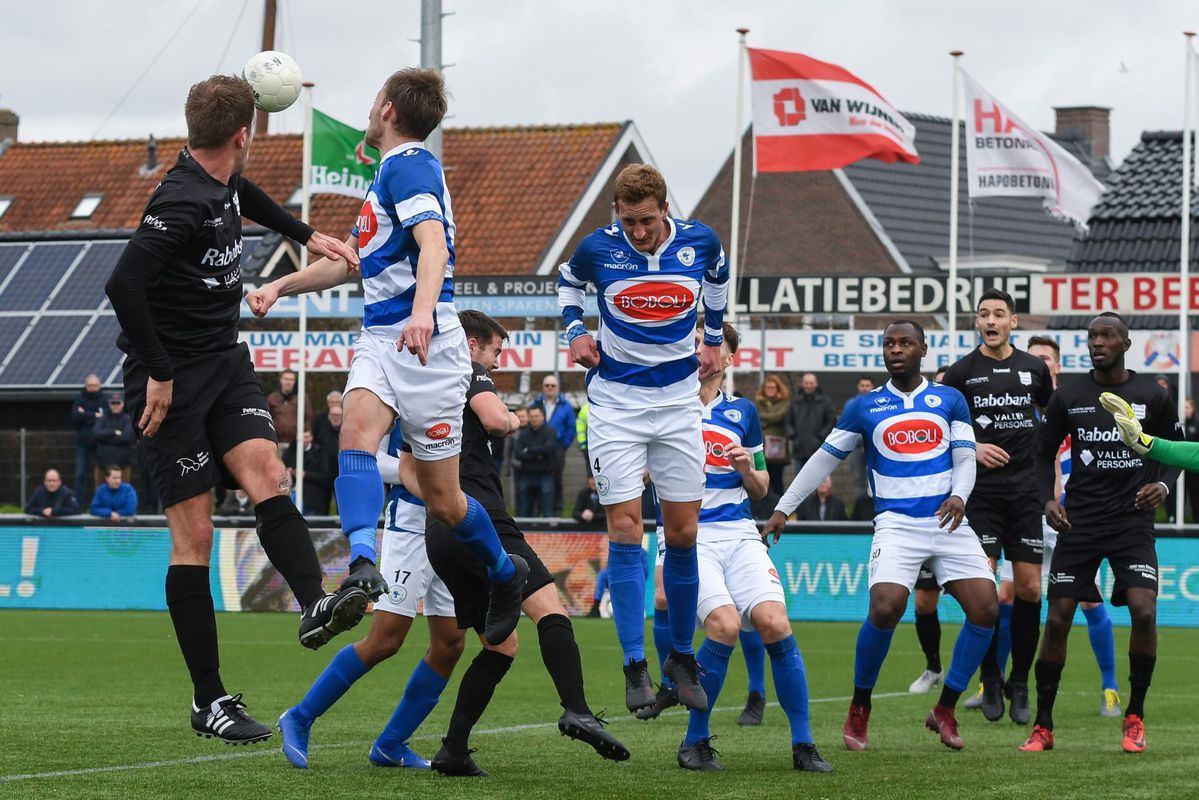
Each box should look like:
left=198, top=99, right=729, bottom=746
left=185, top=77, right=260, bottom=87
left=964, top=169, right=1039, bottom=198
left=352, top=142, right=458, bottom=337
left=698, top=392, right=766, bottom=542
left=558, top=217, right=728, bottom=408
left=382, top=425, right=426, bottom=535
left=821, top=379, right=975, bottom=520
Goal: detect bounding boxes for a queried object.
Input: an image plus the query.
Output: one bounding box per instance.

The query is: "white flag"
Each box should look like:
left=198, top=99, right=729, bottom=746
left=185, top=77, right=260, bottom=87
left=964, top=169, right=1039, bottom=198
left=962, top=71, right=1104, bottom=229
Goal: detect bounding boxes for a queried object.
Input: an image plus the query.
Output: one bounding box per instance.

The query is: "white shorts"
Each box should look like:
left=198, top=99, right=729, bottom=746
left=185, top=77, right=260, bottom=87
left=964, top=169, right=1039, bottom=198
left=345, top=327, right=470, bottom=461
left=373, top=528, right=456, bottom=618
left=589, top=400, right=704, bottom=505
left=1000, top=522, right=1058, bottom=583
left=696, top=537, right=786, bottom=630
left=868, top=513, right=994, bottom=591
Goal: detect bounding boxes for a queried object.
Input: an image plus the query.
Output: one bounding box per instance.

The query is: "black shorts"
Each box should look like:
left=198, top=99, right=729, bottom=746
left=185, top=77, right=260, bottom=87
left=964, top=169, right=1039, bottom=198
left=1047, top=525, right=1158, bottom=607
left=967, top=489, right=1043, bottom=564
left=123, top=343, right=276, bottom=507
left=424, top=508, right=555, bottom=634
left=915, top=560, right=941, bottom=591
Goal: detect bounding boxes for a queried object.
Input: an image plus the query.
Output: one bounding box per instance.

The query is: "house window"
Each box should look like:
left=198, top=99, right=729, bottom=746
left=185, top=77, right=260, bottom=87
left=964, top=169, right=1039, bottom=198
left=70, top=193, right=104, bottom=219
left=0, top=196, right=11, bottom=219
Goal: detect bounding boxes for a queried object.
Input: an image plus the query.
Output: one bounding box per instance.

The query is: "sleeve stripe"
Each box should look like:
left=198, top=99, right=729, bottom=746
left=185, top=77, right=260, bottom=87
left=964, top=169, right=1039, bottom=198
left=394, top=193, right=441, bottom=224
left=558, top=262, right=587, bottom=287
left=950, top=440, right=976, bottom=449
left=821, top=441, right=850, bottom=460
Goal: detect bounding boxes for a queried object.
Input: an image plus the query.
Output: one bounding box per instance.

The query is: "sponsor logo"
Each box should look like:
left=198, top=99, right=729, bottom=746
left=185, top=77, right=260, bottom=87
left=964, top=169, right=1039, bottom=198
left=1131, top=403, right=1147, bottom=420
left=972, top=392, right=1032, bottom=408
left=426, top=423, right=452, bottom=440
left=241, top=407, right=273, bottom=427
left=1067, top=406, right=1096, bottom=415
left=356, top=200, right=378, bottom=248
left=177, top=451, right=210, bottom=476
left=202, top=277, right=219, bottom=289
left=389, top=584, right=408, bottom=605
left=874, top=395, right=892, bottom=406
left=879, top=417, right=943, bottom=456
left=978, top=533, right=998, bottom=545
left=1079, top=449, right=1095, bottom=466
left=966, top=376, right=989, bottom=386
left=354, top=140, right=377, bottom=166
left=609, top=279, right=697, bottom=322
left=704, top=429, right=735, bottom=468
left=772, top=86, right=806, bottom=126
left=200, top=238, right=243, bottom=268
left=677, top=246, right=696, bottom=267
left=1075, top=426, right=1123, bottom=444
left=1019, top=370, right=1032, bottom=386
left=610, top=248, right=630, bottom=263
left=402, top=148, right=418, bottom=157
left=595, top=475, right=610, bottom=495
left=723, top=407, right=742, bottom=423
left=143, top=214, right=167, bottom=231
left=202, top=216, right=224, bottom=228
left=603, top=224, right=620, bottom=237
left=1143, top=332, right=1180, bottom=370
left=232, top=191, right=240, bottom=215
left=425, top=437, right=458, bottom=452
left=1049, top=572, right=1074, bottom=585
left=976, top=414, right=993, bottom=429
left=924, top=394, right=942, bottom=408
left=992, top=368, right=1010, bottom=374
left=868, top=404, right=897, bottom=413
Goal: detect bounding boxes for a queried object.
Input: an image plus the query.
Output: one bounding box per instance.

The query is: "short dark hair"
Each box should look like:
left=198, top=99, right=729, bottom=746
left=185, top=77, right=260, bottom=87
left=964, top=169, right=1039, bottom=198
left=459, top=310, right=509, bottom=344
left=527, top=404, right=544, bottom=415
left=614, top=163, right=668, bottom=208
left=1025, top=335, right=1060, bottom=358
left=1092, top=311, right=1129, bottom=338
left=978, top=287, right=1016, bottom=313
left=886, top=319, right=926, bottom=343
left=105, top=465, right=122, bottom=476
left=281, top=369, right=297, bottom=379
left=186, top=75, right=256, bottom=149
left=858, top=375, right=874, bottom=384
left=382, top=68, right=447, bottom=140
left=722, top=322, right=740, bottom=353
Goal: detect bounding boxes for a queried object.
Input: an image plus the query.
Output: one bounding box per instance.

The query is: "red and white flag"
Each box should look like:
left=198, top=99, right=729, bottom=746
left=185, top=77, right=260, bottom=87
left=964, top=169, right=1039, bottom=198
left=962, top=71, right=1104, bottom=229
left=748, top=48, right=919, bottom=172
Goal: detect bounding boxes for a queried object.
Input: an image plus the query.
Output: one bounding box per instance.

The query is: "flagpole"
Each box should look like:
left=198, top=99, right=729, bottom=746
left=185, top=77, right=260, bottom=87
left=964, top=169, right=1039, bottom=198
left=727, top=26, right=749, bottom=393
left=1178, top=33, right=1194, bottom=525
left=947, top=51, right=963, bottom=366
left=296, top=81, right=314, bottom=513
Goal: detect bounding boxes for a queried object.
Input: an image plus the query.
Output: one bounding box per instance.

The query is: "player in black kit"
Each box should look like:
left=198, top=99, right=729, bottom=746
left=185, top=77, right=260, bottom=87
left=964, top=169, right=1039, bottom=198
left=1020, top=313, right=1179, bottom=755
left=105, top=76, right=365, bottom=744
left=941, top=288, right=1053, bottom=724
left=398, top=311, right=628, bottom=776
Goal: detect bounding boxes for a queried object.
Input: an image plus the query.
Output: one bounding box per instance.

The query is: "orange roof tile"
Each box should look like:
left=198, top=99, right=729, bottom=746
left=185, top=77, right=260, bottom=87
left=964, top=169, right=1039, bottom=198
left=0, top=122, right=626, bottom=275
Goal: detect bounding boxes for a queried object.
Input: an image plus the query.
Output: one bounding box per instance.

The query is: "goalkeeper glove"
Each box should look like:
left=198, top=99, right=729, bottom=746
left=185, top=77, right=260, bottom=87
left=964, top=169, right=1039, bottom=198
left=1098, top=391, right=1154, bottom=455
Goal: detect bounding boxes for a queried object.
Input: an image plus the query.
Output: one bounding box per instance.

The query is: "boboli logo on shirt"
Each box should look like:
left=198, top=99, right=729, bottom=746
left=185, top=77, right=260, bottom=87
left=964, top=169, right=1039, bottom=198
left=607, top=277, right=699, bottom=324
left=704, top=429, right=735, bottom=468
left=356, top=200, right=378, bottom=248
left=872, top=413, right=948, bottom=461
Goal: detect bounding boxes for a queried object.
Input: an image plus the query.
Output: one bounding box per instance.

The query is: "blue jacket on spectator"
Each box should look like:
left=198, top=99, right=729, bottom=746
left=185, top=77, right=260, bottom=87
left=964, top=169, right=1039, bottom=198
left=90, top=483, right=138, bottom=518
left=531, top=394, right=576, bottom=450
left=25, top=486, right=81, bottom=517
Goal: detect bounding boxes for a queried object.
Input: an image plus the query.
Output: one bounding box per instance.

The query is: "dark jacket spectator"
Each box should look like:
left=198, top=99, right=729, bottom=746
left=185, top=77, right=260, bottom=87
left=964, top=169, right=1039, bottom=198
left=93, top=395, right=135, bottom=470
left=216, top=490, right=254, bottom=516
left=515, top=413, right=559, bottom=475
left=25, top=470, right=81, bottom=517
left=90, top=470, right=138, bottom=519
left=283, top=432, right=333, bottom=515
left=784, top=373, right=838, bottom=466
left=311, top=390, right=342, bottom=451
left=316, top=404, right=343, bottom=479
left=71, top=377, right=105, bottom=446
left=531, top=377, right=576, bottom=515
left=573, top=478, right=607, bottom=529
left=267, top=369, right=314, bottom=446
left=796, top=477, right=848, bottom=522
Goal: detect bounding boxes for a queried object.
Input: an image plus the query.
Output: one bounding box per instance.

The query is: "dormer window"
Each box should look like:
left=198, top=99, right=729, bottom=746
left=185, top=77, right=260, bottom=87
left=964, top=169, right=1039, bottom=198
left=70, top=193, right=104, bottom=219
left=0, top=196, right=11, bottom=219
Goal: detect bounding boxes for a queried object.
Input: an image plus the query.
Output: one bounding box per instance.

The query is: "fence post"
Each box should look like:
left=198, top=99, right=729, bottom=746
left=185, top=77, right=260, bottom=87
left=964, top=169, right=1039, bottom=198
left=19, top=427, right=27, bottom=504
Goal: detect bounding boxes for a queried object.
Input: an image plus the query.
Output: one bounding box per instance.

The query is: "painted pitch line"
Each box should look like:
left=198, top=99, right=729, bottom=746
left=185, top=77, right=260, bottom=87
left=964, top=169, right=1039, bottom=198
left=0, top=691, right=912, bottom=783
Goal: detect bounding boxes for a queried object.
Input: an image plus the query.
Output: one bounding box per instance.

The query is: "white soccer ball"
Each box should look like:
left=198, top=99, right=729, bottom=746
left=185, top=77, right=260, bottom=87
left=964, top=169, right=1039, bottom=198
left=243, top=50, right=303, bottom=112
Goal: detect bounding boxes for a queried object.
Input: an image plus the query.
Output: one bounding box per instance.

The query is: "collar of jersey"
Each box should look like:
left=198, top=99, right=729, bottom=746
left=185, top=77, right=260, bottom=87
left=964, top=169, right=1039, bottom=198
left=884, top=377, right=929, bottom=408
left=702, top=389, right=727, bottom=415
left=620, top=217, right=677, bottom=261
left=379, top=141, right=426, bottom=165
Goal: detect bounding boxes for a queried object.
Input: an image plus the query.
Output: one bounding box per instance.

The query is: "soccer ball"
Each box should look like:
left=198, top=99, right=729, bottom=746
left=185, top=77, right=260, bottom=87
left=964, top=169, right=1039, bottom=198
left=243, top=50, right=303, bottom=112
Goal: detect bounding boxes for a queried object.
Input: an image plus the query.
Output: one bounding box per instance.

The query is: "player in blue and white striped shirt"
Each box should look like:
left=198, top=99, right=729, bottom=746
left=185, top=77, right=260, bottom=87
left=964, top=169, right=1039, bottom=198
left=558, top=164, right=728, bottom=714
left=764, top=320, right=998, bottom=752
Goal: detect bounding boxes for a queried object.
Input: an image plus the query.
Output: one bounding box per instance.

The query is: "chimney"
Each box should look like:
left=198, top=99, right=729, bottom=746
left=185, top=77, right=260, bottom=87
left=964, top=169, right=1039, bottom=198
left=146, top=134, right=157, bottom=170
left=1054, top=106, right=1110, bottom=160
left=0, top=109, right=18, bottom=144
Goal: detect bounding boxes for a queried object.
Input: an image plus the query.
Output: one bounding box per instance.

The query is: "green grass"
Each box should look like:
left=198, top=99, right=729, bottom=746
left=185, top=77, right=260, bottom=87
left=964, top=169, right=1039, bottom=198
left=1, top=611, right=1196, bottom=799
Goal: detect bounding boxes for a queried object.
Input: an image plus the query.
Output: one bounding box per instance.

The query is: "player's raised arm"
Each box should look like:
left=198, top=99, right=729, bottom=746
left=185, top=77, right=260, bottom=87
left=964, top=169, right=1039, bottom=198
left=940, top=390, right=977, bottom=531
left=245, top=235, right=360, bottom=318
left=698, top=237, right=729, bottom=380
left=559, top=252, right=599, bottom=368
left=1037, top=392, right=1070, bottom=531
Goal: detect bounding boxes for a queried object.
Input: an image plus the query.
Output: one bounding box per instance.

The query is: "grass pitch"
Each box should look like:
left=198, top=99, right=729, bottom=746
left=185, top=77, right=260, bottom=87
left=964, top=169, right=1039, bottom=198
left=1, top=611, right=1196, bottom=799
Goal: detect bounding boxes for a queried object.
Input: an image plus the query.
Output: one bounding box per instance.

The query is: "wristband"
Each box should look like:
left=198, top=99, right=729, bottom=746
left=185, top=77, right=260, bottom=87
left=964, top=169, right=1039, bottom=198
left=566, top=324, right=591, bottom=344
left=703, top=332, right=724, bottom=347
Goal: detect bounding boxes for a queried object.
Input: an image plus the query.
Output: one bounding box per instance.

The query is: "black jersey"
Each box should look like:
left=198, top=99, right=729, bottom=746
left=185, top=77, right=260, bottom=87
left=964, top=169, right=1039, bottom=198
left=1037, top=370, right=1181, bottom=529
left=108, top=147, right=311, bottom=380
left=942, top=347, right=1053, bottom=493
left=460, top=361, right=506, bottom=512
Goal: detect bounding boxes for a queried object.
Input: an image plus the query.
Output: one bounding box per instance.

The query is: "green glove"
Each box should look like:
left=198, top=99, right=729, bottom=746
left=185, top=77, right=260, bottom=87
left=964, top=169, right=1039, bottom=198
left=1099, top=392, right=1154, bottom=455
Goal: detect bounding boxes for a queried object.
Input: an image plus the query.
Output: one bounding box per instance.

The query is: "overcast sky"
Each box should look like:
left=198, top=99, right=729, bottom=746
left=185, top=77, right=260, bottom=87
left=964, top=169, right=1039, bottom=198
left=1, top=1, right=1195, bottom=212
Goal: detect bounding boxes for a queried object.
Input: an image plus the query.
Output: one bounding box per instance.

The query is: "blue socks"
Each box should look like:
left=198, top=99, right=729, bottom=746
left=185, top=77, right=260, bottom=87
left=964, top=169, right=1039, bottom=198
left=946, top=620, right=995, bottom=693
left=662, top=544, right=699, bottom=656
left=1084, top=603, right=1118, bottom=691
left=853, top=619, right=895, bottom=690
left=996, top=602, right=1014, bottom=675
left=335, top=450, right=384, bottom=563
left=768, top=635, right=812, bottom=745
left=376, top=659, right=450, bottom=747
left=684, top=638, right=734, bottom=745
left=741, top=629, right=767, bottom=696
left=653, top=608, right=675, bottom=687
left=608, top=542, right=647, bottom=663
left=453, top=495, right=514, bottom=583
left=294, top=645, right=370, bottom=723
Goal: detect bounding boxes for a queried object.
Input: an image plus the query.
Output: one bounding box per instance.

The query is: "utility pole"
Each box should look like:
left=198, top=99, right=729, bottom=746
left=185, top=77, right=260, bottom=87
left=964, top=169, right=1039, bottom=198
left=257, top=0, right=278, bottom=135
left=421, top=0, right=443, bottom=160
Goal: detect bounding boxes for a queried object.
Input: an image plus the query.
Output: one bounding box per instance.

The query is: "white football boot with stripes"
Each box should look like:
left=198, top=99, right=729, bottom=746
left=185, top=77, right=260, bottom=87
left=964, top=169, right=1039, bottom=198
left=191, top=694, right=272, bottom=744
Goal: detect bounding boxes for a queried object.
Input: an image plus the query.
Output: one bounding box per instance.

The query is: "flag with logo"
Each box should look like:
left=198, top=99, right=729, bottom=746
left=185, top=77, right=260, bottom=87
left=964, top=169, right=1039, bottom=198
left=310, top=109, right=379, bottom=198
left=962, top=72, right=1104, bottom=229
left=747, top=48, right=919, bottom=172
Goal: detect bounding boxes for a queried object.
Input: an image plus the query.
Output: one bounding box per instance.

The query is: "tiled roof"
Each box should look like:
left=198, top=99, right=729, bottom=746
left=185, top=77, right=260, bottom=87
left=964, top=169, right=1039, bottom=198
left=0, top=122, right=627, bottom=275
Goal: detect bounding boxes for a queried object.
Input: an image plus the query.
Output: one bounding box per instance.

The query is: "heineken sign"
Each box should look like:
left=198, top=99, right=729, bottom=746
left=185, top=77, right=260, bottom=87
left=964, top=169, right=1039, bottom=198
left=310, top=109, right=379, bottom=198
